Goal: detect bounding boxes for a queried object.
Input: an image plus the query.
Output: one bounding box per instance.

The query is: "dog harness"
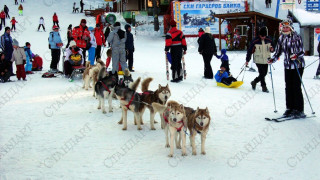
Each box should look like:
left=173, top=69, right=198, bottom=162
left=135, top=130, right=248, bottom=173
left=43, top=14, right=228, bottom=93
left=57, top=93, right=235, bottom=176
left=122, top=93, right=135, bottom=109
left=163, top=110, right=184, bottom=132
left=100, top=81, right=111, bottom=93
left=138, top=91, right=150, bottom=96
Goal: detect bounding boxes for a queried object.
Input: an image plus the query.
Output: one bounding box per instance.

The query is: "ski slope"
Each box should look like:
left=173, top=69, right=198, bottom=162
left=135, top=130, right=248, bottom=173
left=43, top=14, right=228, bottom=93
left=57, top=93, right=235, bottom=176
left=0, top=0, right=320, bottom=180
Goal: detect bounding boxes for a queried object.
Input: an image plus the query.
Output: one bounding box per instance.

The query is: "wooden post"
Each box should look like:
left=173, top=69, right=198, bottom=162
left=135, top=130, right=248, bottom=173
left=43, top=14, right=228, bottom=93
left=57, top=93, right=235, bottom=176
left=219, top=17, right=222, bottom=50
left=254, top=15, right=257, bottom=37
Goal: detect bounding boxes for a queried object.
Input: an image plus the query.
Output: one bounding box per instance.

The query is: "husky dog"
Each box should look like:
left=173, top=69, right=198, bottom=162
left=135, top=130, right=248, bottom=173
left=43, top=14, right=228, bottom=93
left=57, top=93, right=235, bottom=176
left=152, top=101, right=188, bottom=157
left=83, top=59, right=105, bottom=95
left=115, top=77, right=145, bottom=130
left=119, top=69, right=134, bottom=87
left=186, top=107, right=211, bottom=155
left=139, top=77, right=171, bottom=130
left=94, top=67, right=118, bottom=114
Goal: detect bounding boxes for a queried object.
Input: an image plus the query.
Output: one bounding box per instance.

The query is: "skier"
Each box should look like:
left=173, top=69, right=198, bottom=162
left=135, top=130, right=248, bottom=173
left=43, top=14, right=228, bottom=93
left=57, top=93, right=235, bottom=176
left=246, top=26, right=274, bottom=93
left=315, top=41, right=320, bottom=79
left=24, top=42, right=33, bottom=74
left=18, top=4, right=23, bottom=16
left=198, top=27, right=216, bottom=79
left=80, top=0, right=84, bottom=13
left=72, top=19, right=90, bottom=65
left=52, top=13, right=59, bottom=28
left=48, top=25, right=63, bottom=73
left=268, top=19, right=306, bottom=118
left=107, top=22, right=128, bottom=74
left=38, top=17, right=45, bottom=31
left=165, top=20, right=187, bottom=83
left=0, top=10, right=5, bottom=28
left=66, top=24, right=73, bottom=48
left=125, top=24, right=134, bottom=72
left=4, top=5, right=10, bottom=19
left=88, top=27, right=97, bottom=65
left=10, top=17, right=17, bottom=31
left=94, top=23, right=105, bottom=60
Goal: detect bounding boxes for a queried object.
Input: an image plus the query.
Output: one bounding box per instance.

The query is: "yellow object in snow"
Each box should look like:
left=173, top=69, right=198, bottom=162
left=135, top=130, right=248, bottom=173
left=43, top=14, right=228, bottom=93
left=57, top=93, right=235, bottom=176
left=118, top=71, right=124, bottom=75
left=217, top=81, right=243, bottom=88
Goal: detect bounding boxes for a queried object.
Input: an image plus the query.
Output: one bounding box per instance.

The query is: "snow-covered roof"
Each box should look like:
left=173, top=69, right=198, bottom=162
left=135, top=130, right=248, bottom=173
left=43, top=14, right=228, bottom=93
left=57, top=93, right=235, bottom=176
left=291, top=8, right=320, bottom=26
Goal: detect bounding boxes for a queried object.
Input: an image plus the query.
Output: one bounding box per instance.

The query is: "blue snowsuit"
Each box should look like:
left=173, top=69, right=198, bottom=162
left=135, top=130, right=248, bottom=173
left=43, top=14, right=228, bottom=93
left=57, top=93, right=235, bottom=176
left=24, top=46, right=33, bottom=72
left=216, top=49, right=230, bottom=74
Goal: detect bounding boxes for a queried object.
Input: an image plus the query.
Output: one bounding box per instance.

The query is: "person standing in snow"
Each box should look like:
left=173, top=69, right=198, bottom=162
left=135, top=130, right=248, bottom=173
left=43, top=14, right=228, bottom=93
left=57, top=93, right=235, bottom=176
left=94, top=23, right=105, bottom=60
left=4, top=5, right=10, bottom=19
left=66, top=24, right=73, bottom=48
left=80, top=0, right=85, bottom=13
left=1, top=27, right=14, bottom=75
left=107, top=22, right=127, bottom=74
left=24, top=42, right=33, bottom=74
left=88, top=27, right=97, bottom=65
left=125, top=24, right=134, bottom=72
left=38, top=17, right=45, bottom=31
left=10, top=17, right=17, bottom=31
left=72, top=19, right=90, bottom=65
left=315, top=41, right=320, bottom=79
left=0, top=10, right=6, bottom=28
left=52, top=13, right=59, bottom=28
left=198, top=27, right=216, bottom=79
left=268, top=19, right=306, bottom=118
left=18, top=4, right=23, bottom=16
left=11, top=39, right=27, bottom=80
left=0, top=52, right=12, bottom=82
left=104, top=23, right=111, bottom=47
left=246, top=27, right=274, bottom=93
left=165, top=20, right=187, bottom=83
left=15, top=0, right=18, bottom=5
left=73, top=2, right=76, bottom=13
left=48, top=26, right=63, bottom=73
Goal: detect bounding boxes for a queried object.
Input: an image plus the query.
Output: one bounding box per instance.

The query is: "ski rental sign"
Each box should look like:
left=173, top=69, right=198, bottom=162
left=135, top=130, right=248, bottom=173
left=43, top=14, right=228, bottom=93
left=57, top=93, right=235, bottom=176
left=173, top=1, right=245, bottom=36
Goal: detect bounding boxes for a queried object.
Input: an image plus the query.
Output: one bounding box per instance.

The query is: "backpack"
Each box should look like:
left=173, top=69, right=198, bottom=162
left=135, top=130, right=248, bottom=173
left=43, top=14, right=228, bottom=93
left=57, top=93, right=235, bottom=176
left=48, top=32, right=60, bottom=49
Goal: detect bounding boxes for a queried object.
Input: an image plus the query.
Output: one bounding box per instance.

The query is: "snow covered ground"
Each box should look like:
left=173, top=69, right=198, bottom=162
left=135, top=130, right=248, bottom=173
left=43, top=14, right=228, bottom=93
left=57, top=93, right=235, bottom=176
left=0, top=0, right=320, bottom=180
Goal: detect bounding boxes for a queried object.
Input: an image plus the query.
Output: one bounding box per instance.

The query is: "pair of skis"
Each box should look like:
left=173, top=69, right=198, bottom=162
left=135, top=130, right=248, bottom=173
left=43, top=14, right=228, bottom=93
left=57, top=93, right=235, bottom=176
left=165, top=54, right=186, bottom=81
left=265, top=115, right=316, bottom=122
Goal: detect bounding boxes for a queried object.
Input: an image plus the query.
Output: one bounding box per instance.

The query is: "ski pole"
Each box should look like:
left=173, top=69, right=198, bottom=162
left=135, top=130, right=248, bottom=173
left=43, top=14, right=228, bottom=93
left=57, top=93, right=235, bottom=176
left=293, top=61, right=315, bottom=114
left=269, top=64, right=277, bottom=113
left=272, top=64, right=275, bottom=70
left=304, top=58, right=320, bottom=69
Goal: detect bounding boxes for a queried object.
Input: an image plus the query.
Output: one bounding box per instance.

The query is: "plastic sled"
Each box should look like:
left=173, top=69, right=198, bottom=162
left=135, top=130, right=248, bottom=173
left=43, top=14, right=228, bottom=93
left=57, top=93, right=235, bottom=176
left=118, top=71, right=124, bottom=75
left=217, top=81, right=243, bottom=88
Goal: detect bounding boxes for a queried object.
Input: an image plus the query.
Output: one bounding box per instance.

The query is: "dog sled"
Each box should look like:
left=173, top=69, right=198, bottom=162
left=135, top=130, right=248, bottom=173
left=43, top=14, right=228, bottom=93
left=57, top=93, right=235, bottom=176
left=217, top=81, right=243, bottom=88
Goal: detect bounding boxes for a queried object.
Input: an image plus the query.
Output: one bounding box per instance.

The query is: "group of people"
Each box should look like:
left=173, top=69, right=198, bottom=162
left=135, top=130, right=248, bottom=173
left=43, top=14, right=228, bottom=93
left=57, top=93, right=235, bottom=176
left=0, top=27, right=43, bottom=82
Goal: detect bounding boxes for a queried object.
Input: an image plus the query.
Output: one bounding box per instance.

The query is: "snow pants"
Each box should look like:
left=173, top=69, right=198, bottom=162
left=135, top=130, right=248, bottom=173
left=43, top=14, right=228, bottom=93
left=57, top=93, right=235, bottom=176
left=95, top=45, right=102, bottom=60
left=25, top=56, right=32, bottom=72
left=202, top=52, right=214, bottom=79
left=16, top=64, right=26, bottom=79
left=126, top=49, right=134, bottom=71
left=285, top=68, right=304, bottom=112
left=253, top=64, right=268, bottom=86
left=170, top=46, right=183, bottom=80
left=111, top=48, right=127, bottom=74
left=88, top=47, right=96, bottom=65
left=221, top=77, right=237, bottom=86
left=50, top=49, right=61, bottom=70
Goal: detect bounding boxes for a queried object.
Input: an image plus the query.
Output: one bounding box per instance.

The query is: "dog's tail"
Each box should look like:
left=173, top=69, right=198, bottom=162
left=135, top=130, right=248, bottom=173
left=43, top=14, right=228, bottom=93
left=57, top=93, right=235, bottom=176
left=124, top=68, right=130, bottom=77
left=141, top=77, right=153, bottom=92
left=98, top=67, right=106, bottom=80
left=152, top=102, right=167, bottom=114
left=85, top=61, right=90, bottom=68
left=129, top=77, right=141, bottom=91
left=96, top=58, right=105, bottom=66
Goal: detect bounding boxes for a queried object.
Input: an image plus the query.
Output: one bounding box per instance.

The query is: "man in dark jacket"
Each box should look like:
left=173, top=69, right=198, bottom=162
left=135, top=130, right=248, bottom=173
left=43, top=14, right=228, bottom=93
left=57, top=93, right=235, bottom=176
left=1, top=27, right=14, bottom=75
left=198, top=27, right=217, bottom=79
left=80, top=0, right=85, bottom=13
left=125, top=24, right=134, bottom=72
left=0, top=52, right=11, bottom=82
left=315, top=41, right=320, bottom=79
left=4, top=5, right=10, bottom=19
left=165, top=20, right=187, bottom=83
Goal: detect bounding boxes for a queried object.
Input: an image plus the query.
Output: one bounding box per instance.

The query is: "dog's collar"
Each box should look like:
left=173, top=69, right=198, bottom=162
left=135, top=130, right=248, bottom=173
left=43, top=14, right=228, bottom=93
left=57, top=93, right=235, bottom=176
left=193, top=123, right=209, bottom=134
left=163, top=109, right=170, bottom=124
left=122, top=93, right=135, bottom=109
left=138, top=91, right=151, bottom=96
left=100, top=81, right=111, bottom=93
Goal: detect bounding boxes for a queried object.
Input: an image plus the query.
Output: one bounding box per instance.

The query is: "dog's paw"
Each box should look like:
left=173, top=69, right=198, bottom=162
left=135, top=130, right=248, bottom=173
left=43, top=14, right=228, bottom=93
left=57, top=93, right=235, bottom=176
left=137, top=127, right=142, bottom=130
left=122, top=127, right=127, bottom=130
left=85, top=88, right=88, bottom=90
left=176, top=145, right=181, bottom=149
left=182, top=152, right=187, bottom=156
left=165, top=144, right=170, bottom=148
left=97, top=106, right=101, bottom=109
left=109, top=109, right=113, bottom=113
left=168, top=154, right=173, bottom=158
left=102, top=110, right=107, bottom=114
left=201, top=151, right=206, bottom=155
left=140, top=121, right=144, bottom=125
left=192, top=151, right=197, bottom=156
left=151, top=127, right=156, bottom=130
left=118, top=120, right=123, bottom=124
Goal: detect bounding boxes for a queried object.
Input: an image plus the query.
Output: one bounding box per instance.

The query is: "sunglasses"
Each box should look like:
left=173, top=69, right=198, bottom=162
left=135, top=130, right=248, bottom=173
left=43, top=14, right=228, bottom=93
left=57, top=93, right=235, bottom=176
left=281, top=21, right=290, bottom=26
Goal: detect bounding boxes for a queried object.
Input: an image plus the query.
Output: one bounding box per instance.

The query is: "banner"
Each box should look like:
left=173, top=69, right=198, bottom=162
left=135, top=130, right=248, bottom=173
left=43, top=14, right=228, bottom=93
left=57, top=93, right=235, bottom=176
left=173, top=1, right=245, bottom=35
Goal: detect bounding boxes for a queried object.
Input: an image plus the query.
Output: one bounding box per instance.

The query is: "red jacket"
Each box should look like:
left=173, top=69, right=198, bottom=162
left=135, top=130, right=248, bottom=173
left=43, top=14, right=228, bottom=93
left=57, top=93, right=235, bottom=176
left=0, top=12, right=5, bottom=19
left=11, top=19, right=17, bottom=25
left=165, top=27, right=187, bottom=51
left=53, top=14, right=58, bottom=22
left=94, top=28, right=105, bottom=46
left=72, top=25, right=90, bottom=48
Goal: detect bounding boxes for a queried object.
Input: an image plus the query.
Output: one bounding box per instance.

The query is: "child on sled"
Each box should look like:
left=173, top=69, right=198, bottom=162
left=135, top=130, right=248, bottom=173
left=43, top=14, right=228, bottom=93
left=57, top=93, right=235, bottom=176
left=215, top=63, right=237, bottom=86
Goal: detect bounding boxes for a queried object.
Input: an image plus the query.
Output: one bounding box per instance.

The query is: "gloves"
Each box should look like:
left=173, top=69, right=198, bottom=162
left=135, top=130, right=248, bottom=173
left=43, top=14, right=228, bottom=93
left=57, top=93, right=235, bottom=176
left=267, top=58, right=274, bottom=64
left=183, top=51, right=187, bottom=55
left=245, top=61, right=249, bottom=66
left=290, top=54, right=297, bottom=60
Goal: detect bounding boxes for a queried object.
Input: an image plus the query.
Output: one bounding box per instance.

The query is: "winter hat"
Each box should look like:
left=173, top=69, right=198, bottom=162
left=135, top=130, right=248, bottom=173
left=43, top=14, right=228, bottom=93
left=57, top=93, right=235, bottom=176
left=81, top=19, right=87, bottom=24
left=221, top=49, right=227, bottom=54
left=68, top=24, right=72, bottom=29
left=281, top=19, right=294, bottom=32
left=69, top=40, right=77, bottom=47
left=259, top=26, right=268, bottom=37
left=170, top=20, right=176, bottom=27
left=26, top=42, right=30, bottom=46
left=52, top=25, right=59, bottom=30
left=198, top=28, right=204, bottom=32
left=5, top=27, right=10, bottom=32
left=205, top=27, right=211, bottom=33
left=114, top=22, right=121, bottom=27
left=88, top=26, right=94, bottom=31
left=12, top=39, right=19, bottom=46
left=125, top=24, right=131, bottom=31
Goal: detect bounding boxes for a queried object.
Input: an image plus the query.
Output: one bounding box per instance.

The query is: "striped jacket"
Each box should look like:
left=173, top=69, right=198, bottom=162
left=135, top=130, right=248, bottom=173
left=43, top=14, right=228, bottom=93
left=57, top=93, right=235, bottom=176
left=271, top=31, right=305, bottom=69
left=165, top=27, right=187, bottom=52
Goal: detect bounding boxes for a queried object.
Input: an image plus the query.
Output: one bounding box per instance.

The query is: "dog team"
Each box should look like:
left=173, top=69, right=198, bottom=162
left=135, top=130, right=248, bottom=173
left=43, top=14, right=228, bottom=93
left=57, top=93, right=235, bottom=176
left=82, top=60, right=211, bottom=157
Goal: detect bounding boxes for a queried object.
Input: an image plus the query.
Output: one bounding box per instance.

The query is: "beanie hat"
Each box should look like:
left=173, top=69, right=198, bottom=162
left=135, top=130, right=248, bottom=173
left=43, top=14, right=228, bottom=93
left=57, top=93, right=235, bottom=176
left=170, top=20, right=176, bottom=27
left=68, top=24, right=72, bottom=29
left=12, top=39, right=19, bottom=46
left=81, top=19, right=87, bottom=24
left=205, top=27, right=211, bottom=33
left=221, top=49, right=227, bottom=54
left=259, top=26, right=268, bottom=37
left=114, top=22, right=121, bottom=27
left=52, top=25, right=59, bottom=30
left=69, top=40, right=77, bottom=47
left=280, top=19, right=294, bottom=32
left=88, top=26, right=94, bottom=31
